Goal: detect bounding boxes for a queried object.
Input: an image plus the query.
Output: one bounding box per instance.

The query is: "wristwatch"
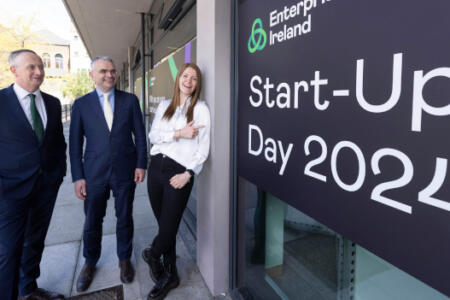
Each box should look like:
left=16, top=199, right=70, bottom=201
left=186, top=169, right=195, bottom=177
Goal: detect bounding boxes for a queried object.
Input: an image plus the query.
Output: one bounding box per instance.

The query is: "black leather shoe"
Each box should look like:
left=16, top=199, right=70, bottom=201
left=18, top=288, right=65, bottom=299
left=119, top=259, right=135, bottom=283
left=142, top=247, right=164, bottom=282
left=147, top=262, right=180, bottom=300
left=76, top=264, right=96, bottom=292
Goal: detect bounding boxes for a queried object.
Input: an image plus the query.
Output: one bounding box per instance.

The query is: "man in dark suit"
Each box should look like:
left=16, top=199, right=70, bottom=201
left=0, top=49, right=66, bottom=300
left=69, top=56, right=147, bottom=291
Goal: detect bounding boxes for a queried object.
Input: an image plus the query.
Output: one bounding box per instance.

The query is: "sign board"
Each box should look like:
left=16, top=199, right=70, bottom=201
left=238, top=0, right=450, bottom=296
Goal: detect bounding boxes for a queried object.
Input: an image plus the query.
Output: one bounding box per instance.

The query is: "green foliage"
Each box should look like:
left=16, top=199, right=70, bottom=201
left=63, top=71, right=93, bottom=103
left=0, top=17, right=41, bottom=89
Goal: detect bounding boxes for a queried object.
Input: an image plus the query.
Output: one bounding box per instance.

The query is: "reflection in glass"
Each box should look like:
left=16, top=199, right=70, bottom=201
left=240, top=179, right=448, bottom=300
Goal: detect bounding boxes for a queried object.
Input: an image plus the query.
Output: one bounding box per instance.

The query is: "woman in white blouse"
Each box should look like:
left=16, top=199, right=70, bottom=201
left=142, top=63, right=210, bottom=300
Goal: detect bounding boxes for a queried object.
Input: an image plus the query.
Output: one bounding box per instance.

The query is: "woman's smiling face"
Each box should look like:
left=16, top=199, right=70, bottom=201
left=179, top=67, right=198, bottom=98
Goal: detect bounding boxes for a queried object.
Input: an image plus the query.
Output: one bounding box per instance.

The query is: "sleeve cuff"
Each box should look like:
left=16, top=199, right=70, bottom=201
left=162, top=131, right=175, bottom=142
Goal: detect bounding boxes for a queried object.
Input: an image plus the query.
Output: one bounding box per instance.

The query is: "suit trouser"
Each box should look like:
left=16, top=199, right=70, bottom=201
left=0, top=173, right=61, bottom=300
left=147, top=154, right=194, bottom=264
left=83, top=174, right=136, bottom=266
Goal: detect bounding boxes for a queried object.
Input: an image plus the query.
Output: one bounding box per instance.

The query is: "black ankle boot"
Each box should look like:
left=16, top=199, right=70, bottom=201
left=147, top=261, right=180, bottom=300
left=142, top=247, right=164, bottom=283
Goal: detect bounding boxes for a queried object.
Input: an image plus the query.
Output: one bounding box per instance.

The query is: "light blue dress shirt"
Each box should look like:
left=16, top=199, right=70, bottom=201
left=96, top=88, right=115, bottom=113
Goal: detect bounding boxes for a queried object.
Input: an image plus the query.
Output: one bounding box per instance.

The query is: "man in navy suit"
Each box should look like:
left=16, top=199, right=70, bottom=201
left=0, top=49, right=66, bottom=300
left=69, top=56, right=147, bottom=291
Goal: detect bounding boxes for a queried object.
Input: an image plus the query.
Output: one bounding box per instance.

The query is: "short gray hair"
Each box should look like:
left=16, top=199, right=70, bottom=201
left=91, top=56, right=114, bottom=70
left=8, top=49, right=38, bottom=67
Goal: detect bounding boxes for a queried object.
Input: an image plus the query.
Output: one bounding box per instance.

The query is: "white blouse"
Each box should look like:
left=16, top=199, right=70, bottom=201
left=148, top=98, right=211, bottom=175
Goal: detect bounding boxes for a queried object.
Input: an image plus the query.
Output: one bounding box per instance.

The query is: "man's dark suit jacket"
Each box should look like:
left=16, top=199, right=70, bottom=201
left=0, top=85, right=67, bottom=201
left=69, top=89, right=147, bottom=184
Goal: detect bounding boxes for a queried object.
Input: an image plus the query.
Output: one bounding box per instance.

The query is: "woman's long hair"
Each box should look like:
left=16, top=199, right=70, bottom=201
left=163, top=63, right=202, bottom=123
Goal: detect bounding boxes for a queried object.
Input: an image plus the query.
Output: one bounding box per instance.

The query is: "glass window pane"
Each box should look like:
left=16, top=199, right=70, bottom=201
left=239, top=178, right=449, bottom=300
left=354, top=246, right=449, bottom=300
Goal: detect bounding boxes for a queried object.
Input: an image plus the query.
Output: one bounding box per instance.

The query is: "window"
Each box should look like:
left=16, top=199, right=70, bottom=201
left=238, top=180, right=450, bottom=300
left=55, top=54, right=63, bottom=69
left=42, top=53, right=50, bottom=68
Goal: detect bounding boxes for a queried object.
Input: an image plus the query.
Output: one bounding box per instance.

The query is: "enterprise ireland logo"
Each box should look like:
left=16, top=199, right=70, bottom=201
left=247, top=0, right=332, bottom=53
left=248, top=18, right=267, bottom=53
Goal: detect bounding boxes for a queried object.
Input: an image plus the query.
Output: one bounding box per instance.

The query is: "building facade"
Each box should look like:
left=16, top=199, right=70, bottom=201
left=24, top=29, right=71, bottom=104
left=63, top=0, right=450, bottom=299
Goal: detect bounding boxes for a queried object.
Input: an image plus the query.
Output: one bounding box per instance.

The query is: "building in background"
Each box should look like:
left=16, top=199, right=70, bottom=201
left=69, top=29, right=90, bottom=73
left=24, top=29, right=70, bottom=103
left=0, top=23, right=91, bottom=103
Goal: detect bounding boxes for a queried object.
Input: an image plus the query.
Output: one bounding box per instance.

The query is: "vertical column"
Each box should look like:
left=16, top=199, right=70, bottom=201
left=196, top=0, right=231, bottom=295
left=128, top=46, right=135, bottom=93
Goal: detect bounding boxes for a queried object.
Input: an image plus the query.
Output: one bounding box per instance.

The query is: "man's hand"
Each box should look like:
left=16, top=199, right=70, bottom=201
left=169, top=171, right=191, bottom=189
left=135, top=168, right=146, bottom=183
left=74, top=179, right=87, bottom=200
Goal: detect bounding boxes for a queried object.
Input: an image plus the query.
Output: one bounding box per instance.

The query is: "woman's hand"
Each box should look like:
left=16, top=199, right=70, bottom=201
left=170, top=171, right=192, bottom=189
left=176, top=120, right=205, bottom=139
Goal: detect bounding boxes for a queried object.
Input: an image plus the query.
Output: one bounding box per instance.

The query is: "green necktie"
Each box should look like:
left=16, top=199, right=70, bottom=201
left=29, top=94, right=44, bottom=143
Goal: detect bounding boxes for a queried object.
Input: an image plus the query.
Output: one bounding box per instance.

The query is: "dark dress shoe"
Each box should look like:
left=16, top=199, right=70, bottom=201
left=142, top=247, right=164, bottom=282
left=119, top=259, right=135, bottom=283
left=18, top=288, right=65, bottom=299
left=147, top=262, right=180, bottom=300
left=76, top=264, right=96, bottom=292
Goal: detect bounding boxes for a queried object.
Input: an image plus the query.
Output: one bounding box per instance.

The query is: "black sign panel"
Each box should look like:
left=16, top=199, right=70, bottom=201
left=238, top=0, right=450, bottom=296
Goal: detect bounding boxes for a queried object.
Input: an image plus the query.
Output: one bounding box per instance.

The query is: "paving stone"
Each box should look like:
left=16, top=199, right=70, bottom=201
left=133, top=226, right=159, bottom=298
left=55, top=181, right=81, bottom=207
left=133, top=194, right=158, bottom=230
left=45, top=203, right=85, bottom=246
left=38, top=241, right=80, bottom=298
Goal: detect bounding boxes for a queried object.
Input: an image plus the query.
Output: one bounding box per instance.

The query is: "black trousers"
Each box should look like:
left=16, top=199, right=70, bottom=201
left=147, top=154, right=194, bottom=264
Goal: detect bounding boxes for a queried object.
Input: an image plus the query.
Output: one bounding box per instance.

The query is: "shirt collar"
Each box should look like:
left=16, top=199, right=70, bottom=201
left=95, top=87, right=114, bottom=98
left=178, top=96, right=192, bottom=114
left=13, top=83, right=41, bottom=100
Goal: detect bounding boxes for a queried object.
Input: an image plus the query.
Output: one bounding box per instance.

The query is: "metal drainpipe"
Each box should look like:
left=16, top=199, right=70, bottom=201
left=141, top=12, right=146, bottom=124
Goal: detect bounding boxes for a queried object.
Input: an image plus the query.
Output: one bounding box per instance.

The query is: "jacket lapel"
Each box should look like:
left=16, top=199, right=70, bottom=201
left=112, top=90, right=123, bottom=132
left=4, top=85, right=36, bottom=139
left=41, top=93, right=53, bottom=142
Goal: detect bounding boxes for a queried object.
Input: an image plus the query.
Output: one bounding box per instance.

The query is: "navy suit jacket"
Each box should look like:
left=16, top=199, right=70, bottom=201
left=0, top=85, right=67, bottom=201
left=69, top=89, right=147, bottom=184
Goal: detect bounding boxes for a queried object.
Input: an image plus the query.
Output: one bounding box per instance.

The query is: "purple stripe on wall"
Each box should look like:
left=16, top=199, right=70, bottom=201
left=185, top=42, right=191, bottom=63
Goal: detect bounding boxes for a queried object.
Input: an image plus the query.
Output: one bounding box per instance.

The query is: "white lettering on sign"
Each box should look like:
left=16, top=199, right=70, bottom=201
left=248, top=124, right=293, bottom=176
left=249, top=53, right=450, bottom=132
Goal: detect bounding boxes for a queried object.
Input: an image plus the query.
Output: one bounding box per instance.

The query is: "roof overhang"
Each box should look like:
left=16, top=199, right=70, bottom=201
left=62, top=0, right=153, bottom=74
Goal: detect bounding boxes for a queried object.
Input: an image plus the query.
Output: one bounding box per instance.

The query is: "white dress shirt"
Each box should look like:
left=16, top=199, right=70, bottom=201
left=13, top=83, right=48, bottom=129
left=95, top=87, right=115, bottom=113
left=149, top=98, right=210, bottom=174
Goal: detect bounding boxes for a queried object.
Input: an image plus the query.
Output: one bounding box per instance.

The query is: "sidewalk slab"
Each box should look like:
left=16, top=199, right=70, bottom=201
left=132, top=226, right=159, bottom=298
left=45, top=203, right=85, bottom=246
left=38, top=241, right=80, bottom=297
left=133, top=194, right=158, bottom=230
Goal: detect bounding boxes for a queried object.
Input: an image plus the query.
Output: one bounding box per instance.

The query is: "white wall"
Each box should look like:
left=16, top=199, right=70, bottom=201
left=196, top=0, right=232, bottom=295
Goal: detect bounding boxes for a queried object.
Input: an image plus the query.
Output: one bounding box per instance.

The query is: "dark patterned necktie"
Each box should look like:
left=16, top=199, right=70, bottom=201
left=29, top=94, right=44, bottom=143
